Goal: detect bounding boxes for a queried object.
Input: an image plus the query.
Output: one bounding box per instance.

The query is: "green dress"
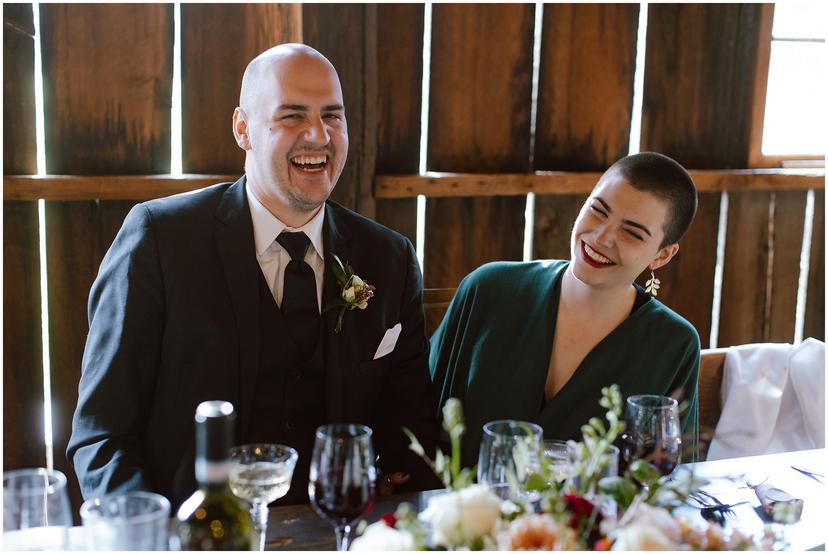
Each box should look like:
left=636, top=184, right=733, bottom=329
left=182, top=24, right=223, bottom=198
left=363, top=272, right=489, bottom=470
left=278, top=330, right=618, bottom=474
left=429, top=260, right=700, bottom=467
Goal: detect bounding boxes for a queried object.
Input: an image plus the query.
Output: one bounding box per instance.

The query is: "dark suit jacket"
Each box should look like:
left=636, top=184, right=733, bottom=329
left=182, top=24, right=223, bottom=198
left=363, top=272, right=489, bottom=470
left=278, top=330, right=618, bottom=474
left=68, top=176, right=441, bottom=508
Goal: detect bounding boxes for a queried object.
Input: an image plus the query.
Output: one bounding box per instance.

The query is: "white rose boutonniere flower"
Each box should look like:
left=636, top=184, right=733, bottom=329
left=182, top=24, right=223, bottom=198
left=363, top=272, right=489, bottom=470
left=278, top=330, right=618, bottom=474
left=418, top=484, right=502, bottom=548
left=327, top=255, right=376, bottom=333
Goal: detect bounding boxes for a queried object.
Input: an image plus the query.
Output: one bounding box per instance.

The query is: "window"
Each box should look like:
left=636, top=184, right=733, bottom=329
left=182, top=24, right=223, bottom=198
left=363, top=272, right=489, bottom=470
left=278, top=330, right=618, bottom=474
left=750, top=2, right=826, bottom=167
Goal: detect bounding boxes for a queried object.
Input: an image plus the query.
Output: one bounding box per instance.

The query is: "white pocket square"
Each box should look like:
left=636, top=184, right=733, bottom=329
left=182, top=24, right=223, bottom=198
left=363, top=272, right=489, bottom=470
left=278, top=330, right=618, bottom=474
left=373, top=323, right=402, bottom=360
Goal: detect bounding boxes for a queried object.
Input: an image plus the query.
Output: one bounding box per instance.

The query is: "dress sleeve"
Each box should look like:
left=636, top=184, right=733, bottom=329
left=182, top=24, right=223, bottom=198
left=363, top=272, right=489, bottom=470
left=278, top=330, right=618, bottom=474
left=428, top=274, right=476, bottom=417
left=672, top=335, right=701, bottom=463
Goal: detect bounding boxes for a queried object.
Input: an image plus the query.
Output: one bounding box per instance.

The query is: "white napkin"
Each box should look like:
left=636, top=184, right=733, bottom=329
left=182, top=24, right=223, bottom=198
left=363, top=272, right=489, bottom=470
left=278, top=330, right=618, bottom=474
left=373, top=323, right=402, bottom=359
left=707, top=340, right=825, bottom=460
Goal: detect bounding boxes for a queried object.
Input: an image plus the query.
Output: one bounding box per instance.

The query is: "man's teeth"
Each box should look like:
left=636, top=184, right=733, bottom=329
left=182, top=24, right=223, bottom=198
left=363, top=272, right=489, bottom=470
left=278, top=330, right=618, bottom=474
left=584, top=243, right=613, bottom=264
left=291, top=155, right=327, bottom=165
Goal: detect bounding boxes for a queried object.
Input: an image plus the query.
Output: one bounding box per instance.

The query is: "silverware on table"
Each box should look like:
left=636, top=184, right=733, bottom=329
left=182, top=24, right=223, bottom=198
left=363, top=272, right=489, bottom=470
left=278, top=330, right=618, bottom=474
left=790, top=465, right=825, bottom=484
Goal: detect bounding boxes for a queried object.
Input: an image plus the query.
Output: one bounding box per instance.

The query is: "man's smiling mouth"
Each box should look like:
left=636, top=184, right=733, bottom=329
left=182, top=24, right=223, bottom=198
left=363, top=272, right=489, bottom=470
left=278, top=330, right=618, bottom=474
left=290, top=154, right=328, bottom=172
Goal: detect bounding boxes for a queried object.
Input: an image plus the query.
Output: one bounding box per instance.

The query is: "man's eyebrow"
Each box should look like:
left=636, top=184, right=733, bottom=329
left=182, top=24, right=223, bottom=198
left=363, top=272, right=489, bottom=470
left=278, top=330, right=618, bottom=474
left=593, top=196, right=652, bottom=237
left=277, top=104, right=309, bottom=112
left=275, top=104, right=345, bottom=112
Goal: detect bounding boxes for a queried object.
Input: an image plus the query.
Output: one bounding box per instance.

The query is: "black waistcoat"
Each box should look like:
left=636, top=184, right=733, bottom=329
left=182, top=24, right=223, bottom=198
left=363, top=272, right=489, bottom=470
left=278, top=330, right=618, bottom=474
left=244, top=268, right=325, bottom=505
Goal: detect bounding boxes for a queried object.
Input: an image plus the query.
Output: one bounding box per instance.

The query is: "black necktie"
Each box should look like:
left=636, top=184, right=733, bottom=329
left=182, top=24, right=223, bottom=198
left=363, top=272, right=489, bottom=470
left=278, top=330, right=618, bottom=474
left=276, top=231, right=320, bottom=355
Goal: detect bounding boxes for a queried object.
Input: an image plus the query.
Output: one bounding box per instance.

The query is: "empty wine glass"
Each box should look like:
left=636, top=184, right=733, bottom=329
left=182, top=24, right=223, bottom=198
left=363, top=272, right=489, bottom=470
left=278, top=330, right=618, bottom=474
left=621, top=395, right=682, bottom=482
left=541, top=439, right=574, bottom=483
left=477, top=420, right=543, bottom=500
left=229, top=444, right=298, bottom=551
left=3, top=468, right=73, bottom=550
left=308, top=424, right=376, bottom=551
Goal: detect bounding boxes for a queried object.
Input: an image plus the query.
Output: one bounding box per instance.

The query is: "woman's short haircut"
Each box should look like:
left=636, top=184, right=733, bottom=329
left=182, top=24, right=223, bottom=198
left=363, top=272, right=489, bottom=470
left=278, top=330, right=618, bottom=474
left=605, top=152, right=698, bottom=247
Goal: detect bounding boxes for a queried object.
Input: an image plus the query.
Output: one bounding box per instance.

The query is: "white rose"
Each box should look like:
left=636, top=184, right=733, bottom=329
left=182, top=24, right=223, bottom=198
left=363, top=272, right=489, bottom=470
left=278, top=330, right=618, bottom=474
left=351, top=275, right=365, bottom=287
left=611, top=501, right=680, bottom=551
left=418, top=485, right=502, bottom=547
left=356, top=300, right=368, bottom=309
left=343, top=286, right=355, bottom=302
left=351, top=521, right=415, bottom=551
left=611, top=525, right=679, bottom=551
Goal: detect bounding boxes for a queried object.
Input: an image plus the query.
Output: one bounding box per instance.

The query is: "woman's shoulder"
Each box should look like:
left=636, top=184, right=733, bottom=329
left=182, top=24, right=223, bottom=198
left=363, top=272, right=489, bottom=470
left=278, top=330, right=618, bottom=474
left=459, top=259, right=568, bottom=292
left=640, top=297, right=701, bottom=351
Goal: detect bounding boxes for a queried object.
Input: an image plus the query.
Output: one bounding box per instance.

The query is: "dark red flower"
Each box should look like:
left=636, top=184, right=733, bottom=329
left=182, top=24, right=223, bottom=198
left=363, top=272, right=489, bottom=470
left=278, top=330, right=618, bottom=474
left=563, top=494, right=597, bottom=518
left=379, top=513, right=397, bottom=528
left=563, top=494, right=604, bottom=548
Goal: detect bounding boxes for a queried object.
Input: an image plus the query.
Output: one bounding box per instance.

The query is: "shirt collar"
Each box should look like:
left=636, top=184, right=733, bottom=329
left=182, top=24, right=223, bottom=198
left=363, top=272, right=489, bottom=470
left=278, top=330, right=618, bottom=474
left=246, top=186, right=326, bottom=261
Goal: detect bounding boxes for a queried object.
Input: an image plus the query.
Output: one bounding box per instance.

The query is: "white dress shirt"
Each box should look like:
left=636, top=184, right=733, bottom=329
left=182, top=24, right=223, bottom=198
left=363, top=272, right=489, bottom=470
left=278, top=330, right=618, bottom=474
left=246, top=187, right=325, bottom=312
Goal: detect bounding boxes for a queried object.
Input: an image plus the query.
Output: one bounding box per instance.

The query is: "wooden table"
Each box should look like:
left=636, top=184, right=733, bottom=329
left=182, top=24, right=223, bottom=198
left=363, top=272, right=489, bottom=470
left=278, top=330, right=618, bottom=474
left=264, top=448, right=826, bottom=550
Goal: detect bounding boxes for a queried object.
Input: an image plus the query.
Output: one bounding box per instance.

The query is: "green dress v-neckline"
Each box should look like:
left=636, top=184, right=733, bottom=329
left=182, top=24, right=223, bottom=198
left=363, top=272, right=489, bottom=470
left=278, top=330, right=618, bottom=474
left=537, top=262, right=655, bottom=418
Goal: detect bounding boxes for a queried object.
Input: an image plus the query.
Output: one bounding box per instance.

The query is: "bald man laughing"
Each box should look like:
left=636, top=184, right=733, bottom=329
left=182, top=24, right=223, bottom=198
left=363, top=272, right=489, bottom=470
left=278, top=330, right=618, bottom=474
left=68, top=44, right=442, bottom=508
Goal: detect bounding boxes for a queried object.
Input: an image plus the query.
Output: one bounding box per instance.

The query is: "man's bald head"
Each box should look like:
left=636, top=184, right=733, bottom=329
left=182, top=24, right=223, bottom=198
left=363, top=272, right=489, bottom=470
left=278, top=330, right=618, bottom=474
left=239, top=43, right=340, bottom=116
left=232, top=43, right=348, bottom=228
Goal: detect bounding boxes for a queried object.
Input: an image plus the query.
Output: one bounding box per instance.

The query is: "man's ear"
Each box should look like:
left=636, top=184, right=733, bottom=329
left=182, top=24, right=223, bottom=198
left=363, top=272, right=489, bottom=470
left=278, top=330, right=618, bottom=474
left=232, top=107, right=251, bottom=150
left=650, top=243, right=679, bottom=271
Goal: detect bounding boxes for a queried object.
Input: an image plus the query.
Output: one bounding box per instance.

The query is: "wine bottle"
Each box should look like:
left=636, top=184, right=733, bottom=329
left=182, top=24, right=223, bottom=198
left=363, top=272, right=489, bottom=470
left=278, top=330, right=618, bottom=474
left=177, top=401, right=255, bottom=550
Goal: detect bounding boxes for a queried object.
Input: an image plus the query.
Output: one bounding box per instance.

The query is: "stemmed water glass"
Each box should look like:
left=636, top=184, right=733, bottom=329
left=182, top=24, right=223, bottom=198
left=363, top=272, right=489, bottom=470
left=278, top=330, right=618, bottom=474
left=308, top=424, right=376, bottom=551
left=477, top=420, right=543, bottom=500
left=620, top=394, right=682, bottom=482
left=3, top=468, right=73, bottom=550
left=229, top=444, right=298, bottom=551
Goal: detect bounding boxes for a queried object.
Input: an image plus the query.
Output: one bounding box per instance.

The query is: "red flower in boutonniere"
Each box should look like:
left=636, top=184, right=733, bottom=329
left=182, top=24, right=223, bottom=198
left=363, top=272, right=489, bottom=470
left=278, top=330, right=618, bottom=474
left=326, top=254, right=376, bottom=333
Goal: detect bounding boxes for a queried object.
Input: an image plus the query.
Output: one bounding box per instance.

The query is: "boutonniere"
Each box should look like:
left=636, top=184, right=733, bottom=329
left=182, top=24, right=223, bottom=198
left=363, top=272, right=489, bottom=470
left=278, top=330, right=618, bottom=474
left=326, top=254, right=376, bottom=333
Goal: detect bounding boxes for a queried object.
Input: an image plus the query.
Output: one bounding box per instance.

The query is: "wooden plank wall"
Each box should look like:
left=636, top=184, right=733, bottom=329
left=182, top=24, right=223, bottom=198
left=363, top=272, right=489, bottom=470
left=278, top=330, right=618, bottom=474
left=804, top=190, right=824, bottom=340
left=3, top=3, right=45, bottom=472
left=181, top=4, right=302, bottom=174
left=642, top=4, right=757, bottom=348
left=38, top=3, right=173, bottom=515
left=373, top=4, right=424, bottom=245
left=423, top=4, right=534, bottom=330
left=532, top=4, right=639, bottom=260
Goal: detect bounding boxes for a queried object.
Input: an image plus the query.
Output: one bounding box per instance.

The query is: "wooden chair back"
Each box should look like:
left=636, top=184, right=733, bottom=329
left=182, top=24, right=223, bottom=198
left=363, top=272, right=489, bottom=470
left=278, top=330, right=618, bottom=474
left=423, top=288, right=456, bottom=337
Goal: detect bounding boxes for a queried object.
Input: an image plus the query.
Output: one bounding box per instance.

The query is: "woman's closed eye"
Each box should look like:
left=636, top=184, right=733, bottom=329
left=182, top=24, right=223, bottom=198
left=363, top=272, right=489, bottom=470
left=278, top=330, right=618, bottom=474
left=590, top=205, right=608, bottom=217
left=624, top=228, right=644, bottom=241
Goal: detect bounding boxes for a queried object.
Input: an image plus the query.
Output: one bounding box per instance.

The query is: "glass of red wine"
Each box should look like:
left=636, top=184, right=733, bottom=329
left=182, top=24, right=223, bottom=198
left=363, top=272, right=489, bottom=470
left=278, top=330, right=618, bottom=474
left=308, top=424, right=376, bottom=551
left=620, top=395, right=682, bottom=483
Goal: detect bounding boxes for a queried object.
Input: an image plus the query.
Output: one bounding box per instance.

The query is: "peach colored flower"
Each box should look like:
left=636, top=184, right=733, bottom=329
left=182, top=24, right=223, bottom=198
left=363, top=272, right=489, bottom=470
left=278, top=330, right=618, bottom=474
left=502, top=514, right=576, bottom=551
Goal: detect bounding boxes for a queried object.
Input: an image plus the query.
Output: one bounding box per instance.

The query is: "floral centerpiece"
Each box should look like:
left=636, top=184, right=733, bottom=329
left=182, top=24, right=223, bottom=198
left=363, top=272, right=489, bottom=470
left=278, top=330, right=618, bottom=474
left=352, top=386, right=779, bottom=551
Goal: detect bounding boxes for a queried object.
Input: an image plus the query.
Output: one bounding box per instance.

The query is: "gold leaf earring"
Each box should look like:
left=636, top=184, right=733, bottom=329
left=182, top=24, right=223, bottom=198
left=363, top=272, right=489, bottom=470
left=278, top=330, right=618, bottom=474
left=645, top=269, right=661, bottom=297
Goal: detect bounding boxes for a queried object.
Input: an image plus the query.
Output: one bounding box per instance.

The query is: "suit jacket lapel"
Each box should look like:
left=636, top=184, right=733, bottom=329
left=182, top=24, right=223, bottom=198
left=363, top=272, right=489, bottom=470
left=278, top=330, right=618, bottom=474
left=214, top=176, right=261, bottom=438
left=322, top=202, right=351, bottom=422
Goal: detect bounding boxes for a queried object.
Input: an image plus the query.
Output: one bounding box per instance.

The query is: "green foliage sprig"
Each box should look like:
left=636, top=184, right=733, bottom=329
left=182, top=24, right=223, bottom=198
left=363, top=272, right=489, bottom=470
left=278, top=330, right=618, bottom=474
left=404, top=398, right=476, bottom=490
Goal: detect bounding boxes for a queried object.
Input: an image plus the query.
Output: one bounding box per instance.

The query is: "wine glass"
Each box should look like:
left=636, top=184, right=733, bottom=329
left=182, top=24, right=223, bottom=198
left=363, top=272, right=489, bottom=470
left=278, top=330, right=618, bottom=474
left=3, top=468, right=73, bottom=550
left=477, top=420, right=543, bottom=500
left=229, top=444, right=298, bottom=551
left=620, top=395, right=682, bottom=482
left=308, top=424, right=376, bottom=551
